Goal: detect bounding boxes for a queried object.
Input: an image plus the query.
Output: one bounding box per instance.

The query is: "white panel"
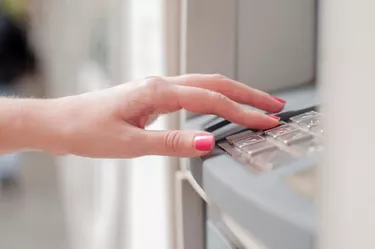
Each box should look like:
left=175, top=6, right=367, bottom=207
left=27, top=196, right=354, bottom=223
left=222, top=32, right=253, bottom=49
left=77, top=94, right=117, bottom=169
left=237, top=0, right=316, bottom=91
left=319, top=1, right=375, bottom=249
left=125, top=1, right=174, bottom=249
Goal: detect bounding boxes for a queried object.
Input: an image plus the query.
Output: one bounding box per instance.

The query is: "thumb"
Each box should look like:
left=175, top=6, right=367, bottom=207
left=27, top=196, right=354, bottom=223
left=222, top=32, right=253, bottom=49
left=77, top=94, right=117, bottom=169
left=142, top=130, right=215, bottom=157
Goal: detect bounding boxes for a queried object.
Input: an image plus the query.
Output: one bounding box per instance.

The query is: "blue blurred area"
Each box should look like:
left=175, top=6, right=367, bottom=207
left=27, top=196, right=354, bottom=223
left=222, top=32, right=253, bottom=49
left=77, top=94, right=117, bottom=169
left=0, top=84, right=21, bottom=180
left=0, top=153, right=20, bottom=180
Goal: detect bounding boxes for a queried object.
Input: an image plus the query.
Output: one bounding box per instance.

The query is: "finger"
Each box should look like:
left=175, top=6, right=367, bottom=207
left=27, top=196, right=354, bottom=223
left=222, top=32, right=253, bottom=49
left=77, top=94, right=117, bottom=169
left=171, top=85, right=280, bottom=129
left=168, top=74, right=286, bottom=113
left=140, top=130, right=215, bottom=157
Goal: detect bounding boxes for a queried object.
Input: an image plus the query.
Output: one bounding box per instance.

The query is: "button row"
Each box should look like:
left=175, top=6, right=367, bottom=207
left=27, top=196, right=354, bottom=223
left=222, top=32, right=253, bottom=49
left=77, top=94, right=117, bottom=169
left=222, top=111, right=324, bottom=172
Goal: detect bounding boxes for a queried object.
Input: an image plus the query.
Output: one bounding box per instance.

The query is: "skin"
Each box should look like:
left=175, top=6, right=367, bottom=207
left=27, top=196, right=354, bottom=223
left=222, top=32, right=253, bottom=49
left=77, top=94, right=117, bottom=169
left=0, top=74, right=285, bottom=158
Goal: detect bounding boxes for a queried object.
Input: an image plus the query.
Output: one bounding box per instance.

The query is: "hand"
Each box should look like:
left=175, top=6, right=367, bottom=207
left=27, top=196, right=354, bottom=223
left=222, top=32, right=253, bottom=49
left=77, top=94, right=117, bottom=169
left=38, top=74, right=286, bottom=158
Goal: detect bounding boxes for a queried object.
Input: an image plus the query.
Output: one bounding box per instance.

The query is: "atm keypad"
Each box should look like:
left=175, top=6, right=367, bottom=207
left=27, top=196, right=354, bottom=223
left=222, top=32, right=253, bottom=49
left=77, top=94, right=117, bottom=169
left=219, top=110, right=324, bottom=172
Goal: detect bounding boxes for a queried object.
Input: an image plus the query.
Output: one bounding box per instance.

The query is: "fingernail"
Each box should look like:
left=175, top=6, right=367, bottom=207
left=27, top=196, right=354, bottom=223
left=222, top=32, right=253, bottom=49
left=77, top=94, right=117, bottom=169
left=195, top=135, right=214, bottom=151
left=268, top=115, right=281, bottom=121
left=272, top=96, right=287, bottom=104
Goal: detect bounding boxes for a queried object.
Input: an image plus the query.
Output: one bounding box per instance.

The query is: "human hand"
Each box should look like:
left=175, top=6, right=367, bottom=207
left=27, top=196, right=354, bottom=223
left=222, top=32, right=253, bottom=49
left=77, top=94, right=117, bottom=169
left=38, top=74, right=286, bottom=158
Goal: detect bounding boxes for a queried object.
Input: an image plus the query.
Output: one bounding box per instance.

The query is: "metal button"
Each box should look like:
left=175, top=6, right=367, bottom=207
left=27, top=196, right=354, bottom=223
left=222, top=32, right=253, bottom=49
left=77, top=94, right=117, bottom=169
left=226, top=130, right=254, bottom=144
left=265, top=124, right=297, bottom=138
left=290, top=111, right=320, bottom=123
left=309, top=124, right=324, bottom=135
left=251, top=148, right=296, bottom=170
left=276, top=130, right=313, bottom=145
left=233, top=135, right=265, bottom=148
left=297, top=116, right=321, bottom=129
left=241, top=141, right=277, bottom=156
left=289, top=139, right=324, bottom=155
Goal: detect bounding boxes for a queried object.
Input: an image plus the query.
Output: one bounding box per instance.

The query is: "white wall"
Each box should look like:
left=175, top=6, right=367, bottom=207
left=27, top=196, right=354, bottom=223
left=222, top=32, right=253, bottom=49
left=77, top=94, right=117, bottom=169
left=319, top=1, right=375, bottom=249
left=124, top=1, right=180, bottom=248
left=29, top=0, right=180, bottom=249
left=29, top=1, right=126, bottom=249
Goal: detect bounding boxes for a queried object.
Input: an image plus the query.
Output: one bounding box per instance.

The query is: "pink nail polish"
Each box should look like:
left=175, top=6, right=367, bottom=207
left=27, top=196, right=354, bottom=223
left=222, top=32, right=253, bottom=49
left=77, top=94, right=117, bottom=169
left=268, top=115, right=281, bottom=121
left=195, top=135, right=214, bottom=151
left=272, top=96, right=287, bottom=104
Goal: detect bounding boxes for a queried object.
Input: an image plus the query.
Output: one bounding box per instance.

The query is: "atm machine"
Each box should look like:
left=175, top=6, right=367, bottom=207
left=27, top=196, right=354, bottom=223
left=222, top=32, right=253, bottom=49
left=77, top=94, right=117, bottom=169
left=175, top=0, right=319, bottom=248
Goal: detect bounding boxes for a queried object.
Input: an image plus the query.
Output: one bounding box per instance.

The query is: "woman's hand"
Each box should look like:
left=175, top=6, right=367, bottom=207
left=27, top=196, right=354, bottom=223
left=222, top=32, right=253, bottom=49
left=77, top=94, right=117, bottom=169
left=7, top=74, right=286, bottom=158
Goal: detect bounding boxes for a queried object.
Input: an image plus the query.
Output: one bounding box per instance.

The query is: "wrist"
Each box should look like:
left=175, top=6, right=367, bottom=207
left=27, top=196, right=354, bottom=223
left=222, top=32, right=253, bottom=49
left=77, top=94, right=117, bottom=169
left=0, top=98, right=69, bottom=154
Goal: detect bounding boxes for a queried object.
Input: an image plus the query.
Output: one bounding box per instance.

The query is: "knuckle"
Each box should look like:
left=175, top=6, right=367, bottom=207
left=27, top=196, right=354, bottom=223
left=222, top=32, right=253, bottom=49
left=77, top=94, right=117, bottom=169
left=178, top=74, right=193, bottom=82
left=241, top=112, right=248, bottom=126
left=164, top=130, right=181, bottom=152
left=206, top=90, right=230, bottom=113
left=144, top=76, right=169, bottom=92
left=206, top=90, right=215, bottom=99
left=211, top=74, right=227, bottom=80
left=211, top=91, right=229, bottom=102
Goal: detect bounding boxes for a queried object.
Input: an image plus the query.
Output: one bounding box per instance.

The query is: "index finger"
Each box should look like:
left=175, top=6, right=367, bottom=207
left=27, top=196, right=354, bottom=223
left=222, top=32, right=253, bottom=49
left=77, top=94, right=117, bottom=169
left=170, top=85, right=280, bottom=129
left=168, top=74, right=286, bottom=113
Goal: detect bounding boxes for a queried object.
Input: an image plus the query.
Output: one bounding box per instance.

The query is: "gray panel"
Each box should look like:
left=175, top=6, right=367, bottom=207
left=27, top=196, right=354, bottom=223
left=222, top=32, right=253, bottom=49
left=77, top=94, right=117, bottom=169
left=237, top=0, right=316, bottom=91
left=182, top=85, right=317, bottom=249
left=207, top=220, right=237, bottom=249
left=183, top=0, right=236, bottom=78
left=203, top=153, right=316, bottom=249
left=182, top=0, right=237, bottom=120
left=207, top=208, right=247, bottom=249
left=175, top=174, right=205, bottom=249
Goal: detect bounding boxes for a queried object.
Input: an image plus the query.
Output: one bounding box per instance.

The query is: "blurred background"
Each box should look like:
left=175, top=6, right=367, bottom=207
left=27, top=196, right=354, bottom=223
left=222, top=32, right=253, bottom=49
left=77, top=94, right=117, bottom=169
left=2, top=0, right=375, bottom=249
left=0, top=0, right=179, bottom=249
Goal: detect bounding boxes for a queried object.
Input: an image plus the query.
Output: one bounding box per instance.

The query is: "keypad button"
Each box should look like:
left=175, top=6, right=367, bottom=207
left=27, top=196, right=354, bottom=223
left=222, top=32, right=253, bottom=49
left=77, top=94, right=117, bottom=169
left=290, top=111, right=320, bottom=123
left=241, top=141, right=277, bottom=156
left=309, top=124, right=324, bottom=135
left=226, top=130, right=254, bottom=144
left=297, top=116, right=321, bottom=129
left=276, top=130, right=313, bottom=145
left=233, top=135, right=265, bottom=148
left=290, top=139, right=324, bottom=155
left=265, top=124, right=297, bottom=138
left=220, top=109, right=325, bottom=173
left=251, top=148, right=296, bottom=170
left=217, top=142, right=251, bottom=164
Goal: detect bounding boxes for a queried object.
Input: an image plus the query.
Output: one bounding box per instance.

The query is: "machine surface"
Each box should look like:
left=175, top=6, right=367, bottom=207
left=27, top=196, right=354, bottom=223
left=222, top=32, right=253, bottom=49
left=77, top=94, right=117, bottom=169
left=182, top=84, right=320, bottom=249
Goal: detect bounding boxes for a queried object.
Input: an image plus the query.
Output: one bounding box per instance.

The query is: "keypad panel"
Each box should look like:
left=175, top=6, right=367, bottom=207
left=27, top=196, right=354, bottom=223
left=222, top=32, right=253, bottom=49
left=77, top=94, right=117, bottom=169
left=218, top=109, right=324, bottom=173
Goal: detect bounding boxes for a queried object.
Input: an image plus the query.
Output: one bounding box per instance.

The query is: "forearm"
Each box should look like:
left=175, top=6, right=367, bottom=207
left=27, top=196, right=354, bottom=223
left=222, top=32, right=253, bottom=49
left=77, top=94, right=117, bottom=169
left=0, top=97, right=65, bottom=154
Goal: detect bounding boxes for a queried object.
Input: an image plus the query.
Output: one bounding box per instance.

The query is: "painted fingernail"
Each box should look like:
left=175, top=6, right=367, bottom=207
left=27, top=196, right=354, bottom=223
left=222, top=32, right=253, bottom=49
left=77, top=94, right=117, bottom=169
left=272, top=96, right=287, bottom=104
left=268, top=115, right=281, bottom=121
left=195, top=135, right=214, bottom=151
